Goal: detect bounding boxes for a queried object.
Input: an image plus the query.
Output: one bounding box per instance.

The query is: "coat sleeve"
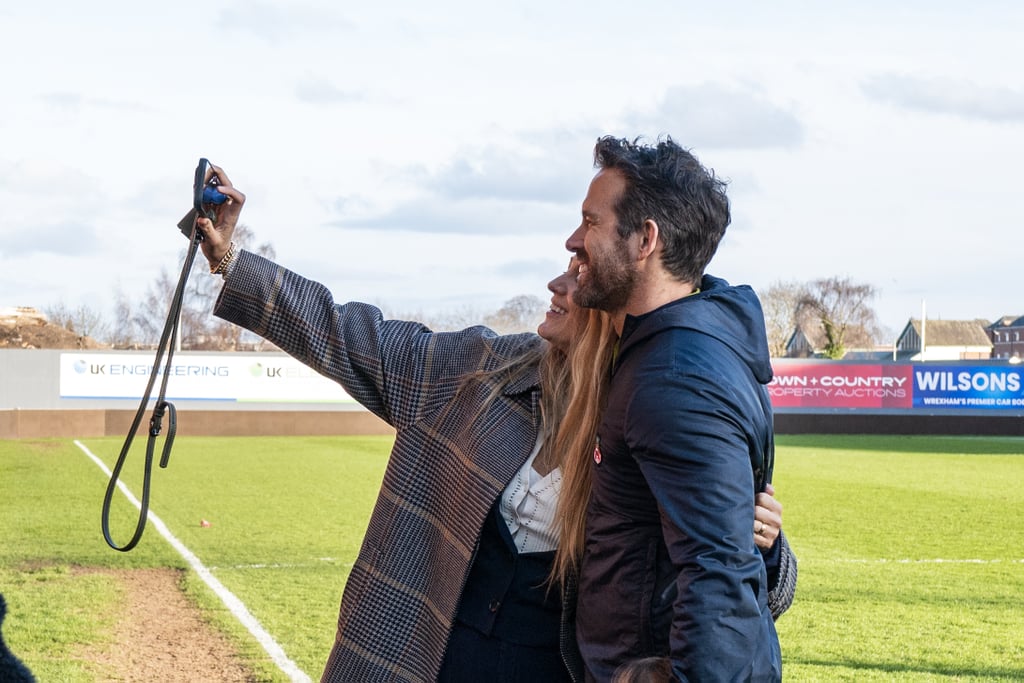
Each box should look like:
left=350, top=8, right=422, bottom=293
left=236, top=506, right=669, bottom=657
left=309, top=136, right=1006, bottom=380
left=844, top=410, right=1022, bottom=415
left=213, top=249, right=503, bottom=429
left=767, top=532, right=797, bottom=620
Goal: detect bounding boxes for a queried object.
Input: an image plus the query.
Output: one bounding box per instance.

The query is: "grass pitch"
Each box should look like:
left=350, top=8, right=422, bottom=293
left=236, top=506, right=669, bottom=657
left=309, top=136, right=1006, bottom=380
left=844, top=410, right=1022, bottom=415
left=1, top=433, right=1022, bottom=681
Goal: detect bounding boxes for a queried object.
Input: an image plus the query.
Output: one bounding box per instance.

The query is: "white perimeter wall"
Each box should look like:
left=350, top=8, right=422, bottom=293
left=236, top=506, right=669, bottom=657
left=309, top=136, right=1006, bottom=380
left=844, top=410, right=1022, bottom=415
left=0, top=349, right=367, bottom=412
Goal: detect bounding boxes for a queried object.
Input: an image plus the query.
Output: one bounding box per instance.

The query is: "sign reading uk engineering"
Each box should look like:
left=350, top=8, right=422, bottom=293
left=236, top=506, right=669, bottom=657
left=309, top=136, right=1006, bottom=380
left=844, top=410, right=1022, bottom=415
left=59, top=353, right=355, bottom=403
left=769, top=361, right=1024, bottom=412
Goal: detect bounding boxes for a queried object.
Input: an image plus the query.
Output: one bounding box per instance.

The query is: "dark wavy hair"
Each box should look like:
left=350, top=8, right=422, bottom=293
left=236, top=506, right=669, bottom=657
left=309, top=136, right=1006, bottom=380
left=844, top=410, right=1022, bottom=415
left=593, top=135, right=730, bottom=284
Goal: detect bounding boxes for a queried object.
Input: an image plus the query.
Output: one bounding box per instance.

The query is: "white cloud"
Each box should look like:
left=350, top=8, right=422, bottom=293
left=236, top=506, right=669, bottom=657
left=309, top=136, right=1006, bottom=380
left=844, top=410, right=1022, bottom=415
left=294, top=78, right=366, bottom=105
left=624, top=84, right=805, bottom=150
left=216, top=1, right=354, bottom=43
left=863, top=74, right=1024, bottom=123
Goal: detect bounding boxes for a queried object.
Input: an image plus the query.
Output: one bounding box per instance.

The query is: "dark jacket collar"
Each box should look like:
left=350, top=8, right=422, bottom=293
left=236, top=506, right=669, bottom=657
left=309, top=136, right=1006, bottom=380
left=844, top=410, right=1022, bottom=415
left=617, top=274, right=774, bottom=384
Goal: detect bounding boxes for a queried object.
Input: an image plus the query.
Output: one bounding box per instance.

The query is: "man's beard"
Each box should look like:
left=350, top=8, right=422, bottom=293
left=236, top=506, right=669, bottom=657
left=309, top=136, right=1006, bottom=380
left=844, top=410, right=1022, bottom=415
left=573, top=252, right=636, bottom=313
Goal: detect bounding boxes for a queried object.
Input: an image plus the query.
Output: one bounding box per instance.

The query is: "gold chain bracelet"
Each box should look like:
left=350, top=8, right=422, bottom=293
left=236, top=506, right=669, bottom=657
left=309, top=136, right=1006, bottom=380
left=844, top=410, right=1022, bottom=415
left=211, top=241, right=236, bottom=276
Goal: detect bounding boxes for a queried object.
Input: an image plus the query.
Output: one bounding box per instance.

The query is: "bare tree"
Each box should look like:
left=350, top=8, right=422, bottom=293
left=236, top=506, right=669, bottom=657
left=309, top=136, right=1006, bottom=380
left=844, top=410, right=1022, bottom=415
left=796, top=276, right=883, bottom=359
left=44, top=300, right=110, bottom=342
left=484, top=295, right=547, bottom=335
left=383, top=295, right=545, bottom=335
left=115, top=224, right=278, bottom=350
left=759, top=280, right=811, bottom=358
left=108, top=289, right=144, bottom=348
left=426, top=306, right=489, bottom=332
left=129, top=268, right=178, bottom=348
left=181, top=223, right=277, bottom=349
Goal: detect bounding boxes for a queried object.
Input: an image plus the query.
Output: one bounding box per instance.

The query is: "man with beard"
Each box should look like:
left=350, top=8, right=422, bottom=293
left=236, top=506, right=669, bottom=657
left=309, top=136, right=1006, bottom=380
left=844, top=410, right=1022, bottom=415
left=565, top=136, right=782, bottom=682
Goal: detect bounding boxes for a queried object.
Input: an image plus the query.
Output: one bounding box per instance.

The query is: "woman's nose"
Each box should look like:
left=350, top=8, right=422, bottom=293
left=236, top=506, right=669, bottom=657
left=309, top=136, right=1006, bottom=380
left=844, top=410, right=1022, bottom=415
left=548, top=272, right=568, bottom=294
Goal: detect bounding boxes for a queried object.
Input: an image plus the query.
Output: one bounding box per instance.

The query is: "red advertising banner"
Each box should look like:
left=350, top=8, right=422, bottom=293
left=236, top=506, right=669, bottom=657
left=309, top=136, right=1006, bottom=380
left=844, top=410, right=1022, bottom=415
left=768, top=363, right=913, bottom=409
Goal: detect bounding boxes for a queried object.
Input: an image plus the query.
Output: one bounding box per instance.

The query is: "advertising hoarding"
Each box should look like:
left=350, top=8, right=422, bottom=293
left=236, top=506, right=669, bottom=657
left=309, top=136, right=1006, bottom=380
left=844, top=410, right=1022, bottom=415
left=59, top=353, right=354, bottom=403
left=770, top=361, right=1024, bottom=412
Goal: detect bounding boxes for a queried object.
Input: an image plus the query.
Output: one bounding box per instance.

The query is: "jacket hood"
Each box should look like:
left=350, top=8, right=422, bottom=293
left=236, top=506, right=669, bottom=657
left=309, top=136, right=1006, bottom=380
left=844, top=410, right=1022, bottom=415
left=617, top=274, right=774, bottom=384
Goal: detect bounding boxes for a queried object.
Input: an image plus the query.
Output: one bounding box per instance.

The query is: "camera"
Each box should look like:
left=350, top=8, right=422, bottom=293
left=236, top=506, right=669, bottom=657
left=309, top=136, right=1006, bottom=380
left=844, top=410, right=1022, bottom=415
left=179, top=157, right=227, bottom=240
left=194, top=158, right=228, bottom=218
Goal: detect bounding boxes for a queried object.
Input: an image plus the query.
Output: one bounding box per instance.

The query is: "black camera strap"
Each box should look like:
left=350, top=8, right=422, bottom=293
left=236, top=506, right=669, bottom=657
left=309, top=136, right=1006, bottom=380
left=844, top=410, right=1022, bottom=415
left=100, top=225, right=202, bottom=551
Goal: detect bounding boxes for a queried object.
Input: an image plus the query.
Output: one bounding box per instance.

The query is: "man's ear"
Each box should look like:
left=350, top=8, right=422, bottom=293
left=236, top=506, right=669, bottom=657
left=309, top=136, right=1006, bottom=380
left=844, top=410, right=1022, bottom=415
left=637, top=219, right=659, bottom=262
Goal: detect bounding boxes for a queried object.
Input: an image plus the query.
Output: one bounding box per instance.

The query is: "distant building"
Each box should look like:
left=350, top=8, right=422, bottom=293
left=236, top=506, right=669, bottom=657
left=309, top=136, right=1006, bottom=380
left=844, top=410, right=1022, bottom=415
left=894, top=318, right=992, bottom=361
left=783, top=326, right=820, bottom=359
left=783, top=322, right=886, bottom=359
left=986, top=315, right=1024, bottom=362
left=782, top=314, right=1017, bottom=362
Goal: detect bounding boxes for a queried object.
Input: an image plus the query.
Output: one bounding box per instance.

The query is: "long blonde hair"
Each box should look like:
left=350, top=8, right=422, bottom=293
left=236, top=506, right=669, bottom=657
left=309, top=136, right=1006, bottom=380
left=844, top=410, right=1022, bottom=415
left=457, top=307, right=616, bottom=587
left=550, top=306, right=616, bottom=586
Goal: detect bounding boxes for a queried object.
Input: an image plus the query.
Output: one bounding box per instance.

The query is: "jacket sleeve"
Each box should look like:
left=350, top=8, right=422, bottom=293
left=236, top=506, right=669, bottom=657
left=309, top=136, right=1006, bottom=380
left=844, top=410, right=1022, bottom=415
left=767, top=531, right=797, bottom=619
left=627, top=364, right=776, bottom=681
left=213, top=249, right=502, bottom=429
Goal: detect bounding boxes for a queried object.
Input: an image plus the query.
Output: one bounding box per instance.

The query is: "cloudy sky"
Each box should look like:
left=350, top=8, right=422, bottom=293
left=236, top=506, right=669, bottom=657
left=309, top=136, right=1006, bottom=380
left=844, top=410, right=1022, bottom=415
left=2, top=1, right=1022, bottom=338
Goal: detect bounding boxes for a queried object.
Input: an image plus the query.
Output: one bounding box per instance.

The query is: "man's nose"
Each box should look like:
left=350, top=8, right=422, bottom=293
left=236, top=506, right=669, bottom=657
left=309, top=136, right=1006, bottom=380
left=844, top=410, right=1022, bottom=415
left=565, top=224, right=584, bottom=252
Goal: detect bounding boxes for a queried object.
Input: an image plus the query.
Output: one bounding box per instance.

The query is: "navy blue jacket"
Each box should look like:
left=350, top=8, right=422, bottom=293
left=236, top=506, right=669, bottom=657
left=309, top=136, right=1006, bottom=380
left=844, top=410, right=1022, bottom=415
left=576, top=275, right=781, bottom=682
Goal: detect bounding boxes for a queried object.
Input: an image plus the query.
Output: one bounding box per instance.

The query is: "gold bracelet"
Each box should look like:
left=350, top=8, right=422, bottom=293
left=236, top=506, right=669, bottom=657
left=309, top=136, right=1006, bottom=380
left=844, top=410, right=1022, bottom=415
left=211, top=241, right=236, bottom=276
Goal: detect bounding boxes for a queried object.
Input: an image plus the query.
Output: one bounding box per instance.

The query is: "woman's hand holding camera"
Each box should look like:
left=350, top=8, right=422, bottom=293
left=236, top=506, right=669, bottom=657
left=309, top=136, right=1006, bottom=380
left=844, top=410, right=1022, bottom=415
left=196, top=164, right=245, bottom=271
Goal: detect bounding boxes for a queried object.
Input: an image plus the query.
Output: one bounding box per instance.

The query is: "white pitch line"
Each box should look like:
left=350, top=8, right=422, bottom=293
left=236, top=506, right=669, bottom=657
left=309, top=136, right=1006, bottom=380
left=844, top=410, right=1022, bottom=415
left=75, top=439, right=312, bottom=683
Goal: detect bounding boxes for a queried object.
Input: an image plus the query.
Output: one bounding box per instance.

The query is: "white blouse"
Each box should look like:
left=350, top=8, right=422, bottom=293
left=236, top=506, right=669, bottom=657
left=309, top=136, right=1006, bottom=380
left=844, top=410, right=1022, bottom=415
left=499, top=435, right=562, bottom=553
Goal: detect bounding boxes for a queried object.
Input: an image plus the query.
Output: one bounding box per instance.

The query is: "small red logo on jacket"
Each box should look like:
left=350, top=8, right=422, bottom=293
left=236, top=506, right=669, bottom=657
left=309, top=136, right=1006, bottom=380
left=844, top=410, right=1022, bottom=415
left=593, top=437, right=602, bottom=464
